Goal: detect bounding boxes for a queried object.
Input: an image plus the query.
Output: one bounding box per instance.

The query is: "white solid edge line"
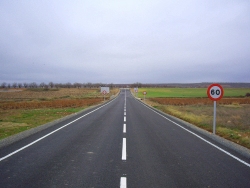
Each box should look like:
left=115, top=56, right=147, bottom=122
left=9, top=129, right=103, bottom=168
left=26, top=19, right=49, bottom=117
left=0, top=99, right=116, bottom=162
left=122, top=138, right=126, bottom=160
left=140, top=101, right=250, bottom=168
left=123, top=124, right=126, bottom=133
left=120, top=177, right=127, bottom=188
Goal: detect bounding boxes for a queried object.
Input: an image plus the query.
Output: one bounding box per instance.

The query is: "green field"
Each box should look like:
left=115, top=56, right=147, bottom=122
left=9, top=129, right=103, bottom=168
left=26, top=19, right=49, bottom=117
left=134, top=88, right=250, bottom=98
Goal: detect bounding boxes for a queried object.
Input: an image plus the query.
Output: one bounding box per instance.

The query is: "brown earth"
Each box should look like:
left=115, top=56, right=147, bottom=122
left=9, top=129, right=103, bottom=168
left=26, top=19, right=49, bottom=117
left=0, top=98, right=103, bottom=110
left=150, top=97, right=250, bottom=105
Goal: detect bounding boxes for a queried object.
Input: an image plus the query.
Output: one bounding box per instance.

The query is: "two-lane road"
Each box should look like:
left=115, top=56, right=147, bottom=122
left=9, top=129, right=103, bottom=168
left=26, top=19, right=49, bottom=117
left=0, top=89, right=250, bottom=187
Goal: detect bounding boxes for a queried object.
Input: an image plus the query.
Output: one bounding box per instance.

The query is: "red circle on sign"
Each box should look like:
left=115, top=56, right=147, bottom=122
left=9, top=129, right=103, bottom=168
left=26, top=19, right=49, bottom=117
left=207, top=84, right=224, bottom=101
left=143, top=91, right=147, bottom=95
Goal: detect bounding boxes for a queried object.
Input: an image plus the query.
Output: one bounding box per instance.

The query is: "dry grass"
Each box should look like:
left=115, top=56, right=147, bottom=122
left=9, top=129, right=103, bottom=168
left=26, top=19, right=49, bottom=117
left=146, top=98, right=250, bottom=149
left=0, top=88, right=119, bottom=139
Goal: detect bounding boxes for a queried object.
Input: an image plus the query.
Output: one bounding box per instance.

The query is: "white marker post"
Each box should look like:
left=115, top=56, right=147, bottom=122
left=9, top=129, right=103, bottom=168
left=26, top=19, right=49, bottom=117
left=207, top=84, right=224, bottom=134
left=143, top=91, right=147, bottom=101
left=134, top=88, right=138, bottom=97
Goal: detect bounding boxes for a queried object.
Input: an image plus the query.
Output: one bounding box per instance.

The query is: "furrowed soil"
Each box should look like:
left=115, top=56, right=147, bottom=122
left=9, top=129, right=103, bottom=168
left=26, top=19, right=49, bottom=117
left=0, top=88, right=119, bottom=139
left=146, top=97, right=250, bottom=149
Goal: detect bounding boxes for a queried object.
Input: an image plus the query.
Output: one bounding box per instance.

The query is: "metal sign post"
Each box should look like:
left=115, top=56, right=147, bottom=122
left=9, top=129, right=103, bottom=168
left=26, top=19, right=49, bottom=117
left=102, top=90, right=107, bottom=101
left=213, top=101, right=216, bottom=134
left=207, top=84, right=224, bottom=134
left=100, top=87, right=109, bottom=101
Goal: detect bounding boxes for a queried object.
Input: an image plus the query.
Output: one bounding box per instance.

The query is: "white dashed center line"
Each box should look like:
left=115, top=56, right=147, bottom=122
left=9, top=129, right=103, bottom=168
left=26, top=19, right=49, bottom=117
left=122, top=138, right=126, bottom=160
left=123, top=124, right=126, bottom=133
left=120, top=177, right=127, bottom=188
left=120, top=90, right=127, bottom=188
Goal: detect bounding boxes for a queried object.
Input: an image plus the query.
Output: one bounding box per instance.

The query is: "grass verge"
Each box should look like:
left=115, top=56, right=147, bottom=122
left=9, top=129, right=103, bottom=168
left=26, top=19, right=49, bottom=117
left=0, top=108, right=85, bottom=139
left=145, top=99, right=250, bottom=149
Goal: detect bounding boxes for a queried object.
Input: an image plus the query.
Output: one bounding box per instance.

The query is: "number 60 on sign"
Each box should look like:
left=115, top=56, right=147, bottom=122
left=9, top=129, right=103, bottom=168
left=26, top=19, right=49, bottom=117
left=207, top=84, right=224, bottom=101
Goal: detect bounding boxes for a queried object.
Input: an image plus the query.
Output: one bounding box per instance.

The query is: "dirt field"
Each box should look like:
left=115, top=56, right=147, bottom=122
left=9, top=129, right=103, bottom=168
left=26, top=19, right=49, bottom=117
left=0, top=88, right=119, bottom=139
left=150, top=97, right=250, bottom=105
left=0, top=88, right=119, bottom=101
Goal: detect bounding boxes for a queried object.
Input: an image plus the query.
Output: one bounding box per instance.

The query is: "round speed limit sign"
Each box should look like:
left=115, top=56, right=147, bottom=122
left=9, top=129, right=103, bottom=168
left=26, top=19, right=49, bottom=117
left=207, top=84, right=224, bottom=101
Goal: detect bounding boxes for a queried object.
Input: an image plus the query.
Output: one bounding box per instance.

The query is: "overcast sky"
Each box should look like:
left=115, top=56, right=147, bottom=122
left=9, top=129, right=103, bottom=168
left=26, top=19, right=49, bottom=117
left=1, top=0, right=250, bottom=84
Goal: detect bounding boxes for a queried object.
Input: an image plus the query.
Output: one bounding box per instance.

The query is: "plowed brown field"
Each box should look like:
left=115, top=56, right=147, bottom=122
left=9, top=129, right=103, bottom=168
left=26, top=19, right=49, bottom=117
left=150, top=97, right=250, bottom=105
left=0, top=98, right=103, bottom=110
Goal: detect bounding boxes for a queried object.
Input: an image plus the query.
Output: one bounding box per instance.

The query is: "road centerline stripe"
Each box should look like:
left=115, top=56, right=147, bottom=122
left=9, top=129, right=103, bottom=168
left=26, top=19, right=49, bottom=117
left=123, top=124, right=126, bottom=133
left=122, top=138, right=126, bottom=160
left=120, top=177, right=127, bottom=188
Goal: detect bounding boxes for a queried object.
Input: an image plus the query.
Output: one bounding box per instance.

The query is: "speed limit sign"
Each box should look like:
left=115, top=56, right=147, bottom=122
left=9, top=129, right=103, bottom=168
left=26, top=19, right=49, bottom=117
left=207, top=84, right=224, bottom=101
left=207, top=83, right=224, bottom=134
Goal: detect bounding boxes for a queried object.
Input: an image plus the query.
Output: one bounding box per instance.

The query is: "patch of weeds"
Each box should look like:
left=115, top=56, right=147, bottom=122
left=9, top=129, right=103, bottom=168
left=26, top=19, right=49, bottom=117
left=0, top=107, right=85, bottom=139
left=60, top=95, right=70, bottom=99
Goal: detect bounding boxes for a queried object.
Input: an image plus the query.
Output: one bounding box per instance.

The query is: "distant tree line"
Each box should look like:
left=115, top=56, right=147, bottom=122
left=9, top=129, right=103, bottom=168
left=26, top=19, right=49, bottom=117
left=0, top=82, right=116, bottom=89
left=1, top=82, right=250, bottom=89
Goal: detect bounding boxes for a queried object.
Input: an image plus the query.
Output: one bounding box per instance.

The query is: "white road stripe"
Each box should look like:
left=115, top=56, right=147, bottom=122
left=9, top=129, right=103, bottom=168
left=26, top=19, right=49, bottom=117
left=124, top=112, right=126, bottom=116
left=124, top=116, right=126, bottom=122
left=0, top=99, right=116, bottom=162
left=120, top=177, right=127, bottom=188
left=140, top=101, right=250, bottom=168
left=122, top=138, right=126, bottom=160
left=123, top=124, right=126, bottom=133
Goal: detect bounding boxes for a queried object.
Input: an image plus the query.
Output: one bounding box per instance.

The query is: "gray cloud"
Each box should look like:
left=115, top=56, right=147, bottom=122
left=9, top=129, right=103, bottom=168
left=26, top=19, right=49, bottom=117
left=1, top=0, right=250, bottom=84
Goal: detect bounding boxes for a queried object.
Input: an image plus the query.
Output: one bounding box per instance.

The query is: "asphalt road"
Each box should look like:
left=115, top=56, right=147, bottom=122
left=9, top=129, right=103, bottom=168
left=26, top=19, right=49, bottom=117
left=0, top=89, right=250, bottom=188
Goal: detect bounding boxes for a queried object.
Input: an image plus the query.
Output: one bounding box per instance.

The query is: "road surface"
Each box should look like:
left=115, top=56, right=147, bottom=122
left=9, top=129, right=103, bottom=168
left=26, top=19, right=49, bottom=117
left=0, top=89, right=250, bottom=187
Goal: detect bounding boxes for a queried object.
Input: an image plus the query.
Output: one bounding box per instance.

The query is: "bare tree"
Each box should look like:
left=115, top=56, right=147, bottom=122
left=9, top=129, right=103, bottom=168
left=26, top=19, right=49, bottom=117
left=108, top=83, right=114, bottom=88
left=54, top=83, right=61, bottom=88
left=73, top=82, right=82, bottom=88
left=29, top=82, right=37, bottom=88
left=48, top=82, right=54, bottom=88
left=18, top=83, right=23, bottom=88
left=40, top=82, right=46, bottom=88
left=65, top=82, right=72, bottom=88
left=87, top=82, right=92, bottom=88
left=82, top=83, right=86, bottom=88
left=12, top=82, right=17, bottom=88
left=23, top=83, right=28, bottom=88
left=1, top=82, right=6, bottom=88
